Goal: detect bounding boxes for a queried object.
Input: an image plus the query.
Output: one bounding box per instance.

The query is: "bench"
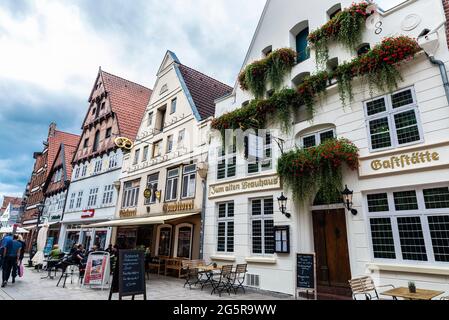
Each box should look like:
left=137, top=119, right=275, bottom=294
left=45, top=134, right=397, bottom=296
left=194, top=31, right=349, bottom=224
left=148, top=255, right=170, bottom=275
left=165, top=258, right=188, bottom=278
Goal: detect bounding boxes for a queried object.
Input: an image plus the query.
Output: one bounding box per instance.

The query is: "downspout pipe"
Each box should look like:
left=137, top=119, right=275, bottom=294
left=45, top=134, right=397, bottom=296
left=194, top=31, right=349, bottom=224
left=428, top=56, right=449, bottom=106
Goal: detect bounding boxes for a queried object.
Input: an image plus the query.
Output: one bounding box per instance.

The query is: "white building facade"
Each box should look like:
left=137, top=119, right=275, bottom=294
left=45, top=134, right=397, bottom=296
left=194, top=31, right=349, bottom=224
left=204, top=0, right=449, bottom=298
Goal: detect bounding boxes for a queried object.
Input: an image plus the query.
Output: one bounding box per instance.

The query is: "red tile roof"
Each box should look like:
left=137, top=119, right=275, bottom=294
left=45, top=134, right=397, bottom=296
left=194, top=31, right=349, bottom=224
left=47, top=130, right=80, bottom=176
left=1, top=197, right=22, bottom=211
left=100, top=70, right=152, bottom=140
left=63, top=144, right=77, bottom=181
left=177, top=64, right=232, bottom=120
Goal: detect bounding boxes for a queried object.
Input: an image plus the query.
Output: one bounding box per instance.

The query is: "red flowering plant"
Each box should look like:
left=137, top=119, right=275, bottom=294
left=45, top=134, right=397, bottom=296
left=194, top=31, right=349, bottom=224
left=277, top=138, right=359, bottom=203
left=238, top=48, right=296, bottom=98
left=308, top=1, right=373, bottom=68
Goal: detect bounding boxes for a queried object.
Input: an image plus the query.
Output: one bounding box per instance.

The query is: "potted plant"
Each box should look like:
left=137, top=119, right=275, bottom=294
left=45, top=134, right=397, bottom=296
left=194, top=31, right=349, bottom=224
left=408, top=281, right=417, bottom=293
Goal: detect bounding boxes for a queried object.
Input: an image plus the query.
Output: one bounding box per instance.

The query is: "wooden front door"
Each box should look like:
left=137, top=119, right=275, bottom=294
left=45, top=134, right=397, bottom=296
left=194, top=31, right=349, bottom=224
left=312, top=209, right=352, bottom=297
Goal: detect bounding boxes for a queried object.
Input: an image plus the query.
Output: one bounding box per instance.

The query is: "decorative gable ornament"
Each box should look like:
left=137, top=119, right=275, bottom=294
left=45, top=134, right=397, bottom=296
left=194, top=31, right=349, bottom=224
left=114, top=137, right=134, bottom=152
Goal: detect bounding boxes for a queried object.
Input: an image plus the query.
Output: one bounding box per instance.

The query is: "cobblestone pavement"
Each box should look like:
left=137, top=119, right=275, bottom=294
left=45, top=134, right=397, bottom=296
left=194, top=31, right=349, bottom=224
left=0, top=266, right=294, bottom=300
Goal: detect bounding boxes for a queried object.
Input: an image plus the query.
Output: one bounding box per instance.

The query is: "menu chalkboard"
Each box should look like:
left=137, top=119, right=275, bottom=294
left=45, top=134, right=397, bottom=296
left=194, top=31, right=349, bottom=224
left=118, top=250, right=146, bottom=299
left=296, top=253, right=315, bottom=290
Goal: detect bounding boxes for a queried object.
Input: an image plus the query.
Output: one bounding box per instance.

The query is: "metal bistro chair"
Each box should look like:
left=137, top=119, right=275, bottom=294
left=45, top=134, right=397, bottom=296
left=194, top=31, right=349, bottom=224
left=210, top=265, right=233, bottom=297
left=228, top=264, right=248, bottom=294
left=348, top=276, right=395, bottom=300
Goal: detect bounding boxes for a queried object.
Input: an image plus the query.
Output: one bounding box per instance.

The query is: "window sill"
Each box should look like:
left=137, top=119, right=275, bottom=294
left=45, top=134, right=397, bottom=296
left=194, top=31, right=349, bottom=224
left=210, top=255, right=236, bottom=262
left=245, top=256, right=277, bottom=264
left=367, top=262, right=449, bottom=276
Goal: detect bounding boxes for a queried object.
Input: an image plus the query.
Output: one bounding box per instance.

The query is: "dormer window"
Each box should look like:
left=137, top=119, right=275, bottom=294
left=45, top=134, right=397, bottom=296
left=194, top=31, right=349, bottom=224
left=83, top=138, right=89, bottom=149
left=105, top=127, right=112, bottom=139
left=93, top=130, right=100, bottom=152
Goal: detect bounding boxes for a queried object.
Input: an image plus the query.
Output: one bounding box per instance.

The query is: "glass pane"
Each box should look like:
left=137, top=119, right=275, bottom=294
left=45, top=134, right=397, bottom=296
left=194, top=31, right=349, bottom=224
left=177, top=227, right=191, bottom=258
left=252, top=200, right=262, bottom=216
left=367, top=193, right=389, bottom=212
left=218, top=204, right=227, bottom=218
left=392, top=89, right=414, bottom=108
left=370, top=117, right=392, bottom=149
left=227, top=202, right=234, bottom=217
left=227, top=157, right=236, bottom=177
left=320, top=130, right=335, bottom=143
left=393, top=191, right=418, bottom=211
left=217, top=222, right=226, bottom=252
left=397, top=216, right=427, bottom=261
left=217, top=159, right=226, bottom=180
left=370, top=218, right=396, bottom=259
left=248, top=162, right=259, bottom=174
left=264, top=198, right=274, bottom=215
left=366, top=98, right=387, bottom=116
left=424, top=188, right=449, bottom=209
left=264, top=220, right=275, bottom=254
left=227, top=222, right=234, bottom=252
left=159, top=228, right=171, bottom=256
left=303, top=135, right=316, bottom=148
left=181, top=176, right=188, bottom=198
left=394, top=110, right=420, bottom=145
left=171, top=178, right=178, bottom=200
left=428, top=215, right=449, bottom=262
left=252, top=220, right=262, bottom=254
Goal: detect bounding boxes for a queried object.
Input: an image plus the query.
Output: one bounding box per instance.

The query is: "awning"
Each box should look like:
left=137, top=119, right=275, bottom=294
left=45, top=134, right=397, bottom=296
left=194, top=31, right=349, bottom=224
left=85, top=212, right=200, bottom=228
left=23, top=222, right=60, bottom=230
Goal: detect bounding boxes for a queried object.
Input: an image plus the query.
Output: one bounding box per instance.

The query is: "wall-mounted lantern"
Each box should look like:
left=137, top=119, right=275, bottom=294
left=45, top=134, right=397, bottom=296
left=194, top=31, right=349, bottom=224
left=341, top=185, right=358, bottom=215
left=277, top=192, right=291, bottom=218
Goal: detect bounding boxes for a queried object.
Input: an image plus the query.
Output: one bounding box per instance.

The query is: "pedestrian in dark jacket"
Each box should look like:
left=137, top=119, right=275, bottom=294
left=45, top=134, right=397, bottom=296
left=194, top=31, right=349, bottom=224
left=2, top=235, right=22, bottom=287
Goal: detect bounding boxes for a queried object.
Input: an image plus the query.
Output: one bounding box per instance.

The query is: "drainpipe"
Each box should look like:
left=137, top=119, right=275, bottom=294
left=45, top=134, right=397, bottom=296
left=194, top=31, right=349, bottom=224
left=428, top=56, right=449, bottom=105
left=199, top=179, right=206, bottom=260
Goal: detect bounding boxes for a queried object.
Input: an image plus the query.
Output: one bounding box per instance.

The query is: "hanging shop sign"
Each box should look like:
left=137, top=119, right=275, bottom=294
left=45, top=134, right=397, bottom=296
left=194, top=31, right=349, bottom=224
left=359, top=142, right=449, bottom=179
left=143, top=188, right=152, bottom=199
left=120, top=209, right=137, bottom=219
left=163, top=200, right=195, bottom=213
left=208, top=174, right=281, bottom=199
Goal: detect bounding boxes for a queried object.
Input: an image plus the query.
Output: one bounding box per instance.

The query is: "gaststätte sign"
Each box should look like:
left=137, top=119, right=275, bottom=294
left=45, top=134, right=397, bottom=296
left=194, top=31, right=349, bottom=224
left=208, top=174, right=281, bottom=199
left=359, top=141, right=449, bottom=178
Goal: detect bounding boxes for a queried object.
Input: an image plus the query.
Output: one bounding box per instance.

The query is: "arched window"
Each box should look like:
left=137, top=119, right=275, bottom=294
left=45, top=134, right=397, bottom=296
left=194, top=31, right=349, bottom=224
left=173, top=223, right=194, bottom=259
left=357, top=43, right=371, bottom=57
left=92, top=130, right=100, bottom=152
left=155, top=224, right=172, bottom=257
left=327, top=57, right=339, bottom=73
left=292, top=72, right=310, bottom=87
left=290, top=21, right=310, bottom=64
left=327, top=3, right=342, bottom=20
left=262, top=45, right=273, bottom=57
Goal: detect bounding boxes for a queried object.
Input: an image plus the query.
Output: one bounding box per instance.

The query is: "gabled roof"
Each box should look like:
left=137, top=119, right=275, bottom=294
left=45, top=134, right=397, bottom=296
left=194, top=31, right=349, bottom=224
left=175, top=63, right=232, bottom=120
left=1, top=197, right=22, bottom=211
left=47, top=131, right=80, bottom=175
left=100, top=70, right=152, bottom=140
left=44, top=141, right=78, bottom=195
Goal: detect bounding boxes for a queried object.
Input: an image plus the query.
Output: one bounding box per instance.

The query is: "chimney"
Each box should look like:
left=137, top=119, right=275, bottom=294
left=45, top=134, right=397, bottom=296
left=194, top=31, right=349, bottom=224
left=443, top=0, right=449, bottom=48
left=48, top=122, right=57, bottom=138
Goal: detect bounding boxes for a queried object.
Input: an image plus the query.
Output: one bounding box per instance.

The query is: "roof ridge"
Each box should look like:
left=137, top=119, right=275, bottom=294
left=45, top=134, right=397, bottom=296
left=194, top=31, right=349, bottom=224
left=54, top=130, right=81, bottom=138
left=101, top=70, right=152, bottom=92
left=178, top=63, right=232, bottom=89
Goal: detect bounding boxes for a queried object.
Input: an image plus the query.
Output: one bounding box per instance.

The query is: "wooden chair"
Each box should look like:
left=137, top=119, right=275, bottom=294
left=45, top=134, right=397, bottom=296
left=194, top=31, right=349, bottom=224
left=181, top=260, right=207, bottom=289
left=211, top=265, right=233, bottom=297
left=348, top=276, right=395, bottom=300
left=228, top=264, right=247, bottom=294
left=148, top=256, right=169, bottom=275
left=165, top=258, right=188, bottom=278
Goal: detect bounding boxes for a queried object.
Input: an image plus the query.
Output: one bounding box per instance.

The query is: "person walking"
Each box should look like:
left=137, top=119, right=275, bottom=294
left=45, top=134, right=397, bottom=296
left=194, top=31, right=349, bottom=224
left=2, top=235, right=22, bottom=287
left=17, top=235, right=26, bottom=264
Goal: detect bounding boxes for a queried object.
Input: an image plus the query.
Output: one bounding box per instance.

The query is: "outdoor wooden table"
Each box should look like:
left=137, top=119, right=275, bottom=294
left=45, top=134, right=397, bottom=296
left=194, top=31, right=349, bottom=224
left=196, top=265, right=221, bottom=290
left=381, top=287, right=445, bottom=300
left=197, top=265, right=220, bottom=272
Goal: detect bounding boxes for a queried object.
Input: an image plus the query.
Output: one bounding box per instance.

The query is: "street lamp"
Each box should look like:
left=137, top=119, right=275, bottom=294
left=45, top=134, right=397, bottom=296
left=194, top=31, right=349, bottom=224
left=277, top=193, right=291, bottom=218
left=28, top=202, right=45, bottom=267
left=341, top=185, right=358, bottom=216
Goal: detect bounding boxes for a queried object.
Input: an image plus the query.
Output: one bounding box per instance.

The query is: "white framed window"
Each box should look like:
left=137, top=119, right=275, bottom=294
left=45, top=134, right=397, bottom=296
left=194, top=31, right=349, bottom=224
left=142, top=145, right=149, bottom=162
left=145, top=173, right=159, bottom=205
left=74, top=167, right=80, bottom=180
left=251, top=197, right=274, bottom=255
left=102, top=185, right=114, bottom=205
left=76, top=191, right=83, bottom=209
left=301, top=128, right=336, bottom=148
left=173, top=223, right=193, bottom=258
left=167, top=135, right=174, bottom=153
left=147, top=112, right=153, bottom=127
left=366, top=186, right=449, bottom=264
left=152, top=140, right=162, bottom=158
left=247, top=133, right=272, bottom=174
left=364, top=87, right=423, bottom=152
left=181, top=164, right=196, bottom=199
left=155, top=224, right=172, bottom=256
left=133, top=149, right=140, bottom=165
left=109, top=154, right=118, bottom=169
left=170, top=98, right=177, bottom=114
left=178, top=129, right=185, bottom=149
left=87, top=187, right=99, bottom=207
left=68, top=192, right=76, bottom=210
left=122, top=179, right=140, bottom=208
left=217, top=202, right=234, bottom=253
left=57, top=193, right=65, bottom=210
left=165, top=168, right=179, bottom=202
left=217, top=140, right=236, bottom=180
left=94, top=159, right=102, bottom=174
left=81, top=165, right=87, bottom=177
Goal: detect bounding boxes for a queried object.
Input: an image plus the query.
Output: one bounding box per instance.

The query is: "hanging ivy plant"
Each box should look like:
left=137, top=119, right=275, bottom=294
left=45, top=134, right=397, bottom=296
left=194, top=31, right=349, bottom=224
left=239, top=48, right=297, bottom=98
left=308, top=2, right=373, bottom=68
left=277, top=138, right=359, bottom=204
left=212, top=36, right=420, bottom=134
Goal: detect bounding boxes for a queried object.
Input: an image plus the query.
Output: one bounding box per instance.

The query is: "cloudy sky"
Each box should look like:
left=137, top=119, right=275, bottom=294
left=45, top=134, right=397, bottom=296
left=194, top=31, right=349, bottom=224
left=0, top=0, right=266, bottom=200
left=0, top=0, right=404, bottom=202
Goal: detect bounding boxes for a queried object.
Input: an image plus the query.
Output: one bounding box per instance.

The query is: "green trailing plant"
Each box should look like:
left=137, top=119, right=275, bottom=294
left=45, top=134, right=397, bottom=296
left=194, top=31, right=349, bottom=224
left=276, top=138, right=359, bottom=204
left=212, top=36, right=420, bottom=133
left=308, top=2, right=373, bottom=68
left=239, top=48, right=297, bottom=98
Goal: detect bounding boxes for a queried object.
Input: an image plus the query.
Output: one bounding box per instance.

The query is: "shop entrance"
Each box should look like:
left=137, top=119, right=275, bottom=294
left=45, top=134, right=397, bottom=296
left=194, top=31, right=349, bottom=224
left=312, top=209, right=352, bottom=298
